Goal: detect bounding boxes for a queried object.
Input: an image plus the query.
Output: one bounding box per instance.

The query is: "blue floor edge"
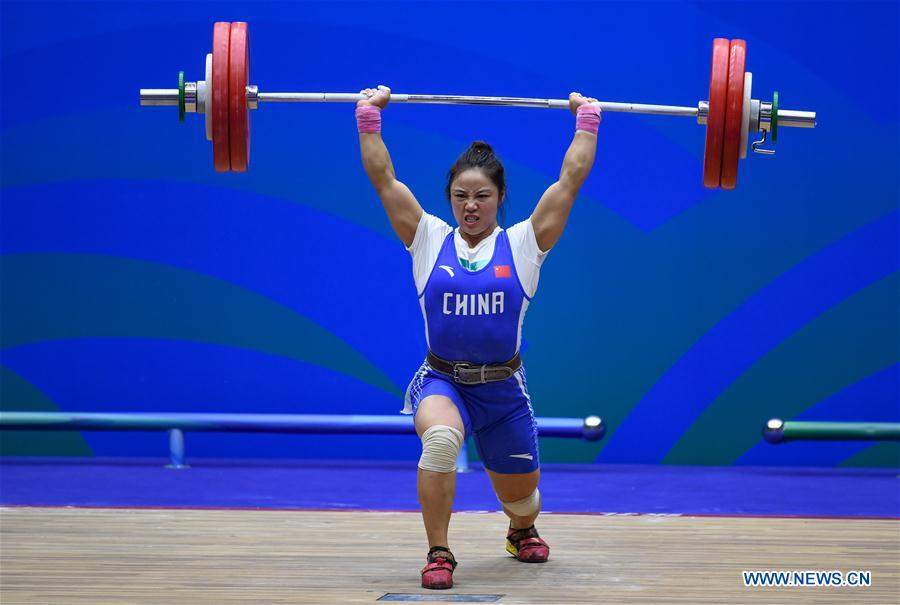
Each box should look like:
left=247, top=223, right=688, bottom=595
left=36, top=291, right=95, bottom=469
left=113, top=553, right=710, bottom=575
left=1, top=457, right=897, bottom=519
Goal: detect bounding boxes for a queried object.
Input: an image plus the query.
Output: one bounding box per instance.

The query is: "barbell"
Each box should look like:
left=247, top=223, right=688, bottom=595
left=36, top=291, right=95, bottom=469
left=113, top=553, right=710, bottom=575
left=139, top=22, right=817, bottom=189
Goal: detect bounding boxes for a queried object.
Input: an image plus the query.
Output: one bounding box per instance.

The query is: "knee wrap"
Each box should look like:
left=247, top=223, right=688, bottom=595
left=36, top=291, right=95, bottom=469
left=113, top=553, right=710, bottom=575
left=500, top=488, right=541, bottom=517
left=418, top=425, right=464, bottom=473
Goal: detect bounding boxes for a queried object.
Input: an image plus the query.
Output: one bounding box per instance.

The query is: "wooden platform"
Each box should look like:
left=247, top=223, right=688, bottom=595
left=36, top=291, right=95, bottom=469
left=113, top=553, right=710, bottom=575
left=2, top=507, right=897, bottom=604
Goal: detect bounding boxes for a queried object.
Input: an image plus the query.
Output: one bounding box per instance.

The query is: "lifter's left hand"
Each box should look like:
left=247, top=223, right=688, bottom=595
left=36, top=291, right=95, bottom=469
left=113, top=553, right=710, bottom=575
left=569, top=92, right=600, bottom=115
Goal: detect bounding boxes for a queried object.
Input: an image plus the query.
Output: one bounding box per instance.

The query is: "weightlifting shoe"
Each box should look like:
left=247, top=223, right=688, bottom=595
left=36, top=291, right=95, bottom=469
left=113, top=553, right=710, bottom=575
left=506, top=525, right=550, bottom=562
left=421, top=546, right=457, bottom=589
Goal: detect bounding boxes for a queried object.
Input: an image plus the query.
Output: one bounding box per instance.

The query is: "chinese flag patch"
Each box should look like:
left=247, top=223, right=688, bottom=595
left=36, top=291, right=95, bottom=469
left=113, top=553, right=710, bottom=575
left=494, top=265, right=511, bottom=278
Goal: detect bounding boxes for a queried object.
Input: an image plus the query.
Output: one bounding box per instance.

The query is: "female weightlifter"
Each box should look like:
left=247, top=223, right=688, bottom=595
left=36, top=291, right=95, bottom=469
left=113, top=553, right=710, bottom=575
left=356, top=85, right=600, bottom=589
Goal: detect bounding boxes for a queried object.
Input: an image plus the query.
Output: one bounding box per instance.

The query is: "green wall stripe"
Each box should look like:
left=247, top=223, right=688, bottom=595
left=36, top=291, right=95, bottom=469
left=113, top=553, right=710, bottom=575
left=840, top=443, right=900, bottom=468
left=0, top=364, right=92, bottom=456
left=0, top=253, right=401, bottom=398
left=665, top=272, right=900, bottom=465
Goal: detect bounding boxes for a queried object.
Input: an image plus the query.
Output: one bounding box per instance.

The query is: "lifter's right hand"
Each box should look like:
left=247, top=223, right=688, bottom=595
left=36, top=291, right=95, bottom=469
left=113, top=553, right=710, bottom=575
left=358, top=85, right=391, bottom=109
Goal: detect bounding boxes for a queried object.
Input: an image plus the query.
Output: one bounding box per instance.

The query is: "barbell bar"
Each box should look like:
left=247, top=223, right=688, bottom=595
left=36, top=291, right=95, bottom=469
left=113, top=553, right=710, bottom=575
left=139, top=22, right=817, bottom=189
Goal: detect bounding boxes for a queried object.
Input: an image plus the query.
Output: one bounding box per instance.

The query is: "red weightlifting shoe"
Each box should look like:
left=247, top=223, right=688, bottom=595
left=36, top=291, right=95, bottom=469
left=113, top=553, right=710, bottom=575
left=506, top=525, right=550, bottom=562
left=421, top=547, right=457, bottom=589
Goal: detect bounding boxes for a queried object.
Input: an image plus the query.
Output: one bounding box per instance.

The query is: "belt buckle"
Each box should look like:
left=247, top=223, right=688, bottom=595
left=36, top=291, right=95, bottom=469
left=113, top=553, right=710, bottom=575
left=452, top=363, right=484, bottom=385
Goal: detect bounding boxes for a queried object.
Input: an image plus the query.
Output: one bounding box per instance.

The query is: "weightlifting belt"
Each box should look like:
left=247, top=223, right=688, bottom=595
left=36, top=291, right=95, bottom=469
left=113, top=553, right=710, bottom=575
left=426, top=350, right=521, bottom=385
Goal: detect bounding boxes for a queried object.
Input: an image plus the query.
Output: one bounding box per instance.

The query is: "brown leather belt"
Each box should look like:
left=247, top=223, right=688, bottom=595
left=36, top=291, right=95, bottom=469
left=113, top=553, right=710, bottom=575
left=426, top=350, right=521, bottom=385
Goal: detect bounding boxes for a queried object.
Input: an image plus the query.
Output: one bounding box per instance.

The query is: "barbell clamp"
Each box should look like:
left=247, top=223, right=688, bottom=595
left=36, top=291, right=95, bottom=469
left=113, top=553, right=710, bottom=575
left=752, top=129, right=776, bottom=155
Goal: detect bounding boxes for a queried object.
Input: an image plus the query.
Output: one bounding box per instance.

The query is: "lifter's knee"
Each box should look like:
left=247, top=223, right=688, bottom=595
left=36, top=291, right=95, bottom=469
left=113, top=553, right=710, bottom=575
left=418, top=425, right=464, bottom=473
left=500, top=488, right=542, bottom=517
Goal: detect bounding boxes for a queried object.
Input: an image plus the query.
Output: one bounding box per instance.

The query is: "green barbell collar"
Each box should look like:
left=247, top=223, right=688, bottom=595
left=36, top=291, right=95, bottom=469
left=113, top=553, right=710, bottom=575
left=771, top=90, right=778, bottom=143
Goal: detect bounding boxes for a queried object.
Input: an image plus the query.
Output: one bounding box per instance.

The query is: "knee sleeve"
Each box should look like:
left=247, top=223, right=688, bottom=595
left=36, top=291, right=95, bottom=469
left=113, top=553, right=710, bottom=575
left=500, top=488, right=541, bottom=517
left=418, top=425, right=464, bottom=473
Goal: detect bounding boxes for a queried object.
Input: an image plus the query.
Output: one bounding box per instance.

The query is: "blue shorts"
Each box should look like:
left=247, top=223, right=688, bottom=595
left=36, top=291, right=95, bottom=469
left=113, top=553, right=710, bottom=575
left=403, top=361, right=539, bottom=474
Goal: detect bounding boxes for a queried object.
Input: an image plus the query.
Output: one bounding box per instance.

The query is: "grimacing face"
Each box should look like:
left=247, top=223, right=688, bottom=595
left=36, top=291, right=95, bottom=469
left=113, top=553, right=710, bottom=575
left=450, top=168, right=502, bottom=245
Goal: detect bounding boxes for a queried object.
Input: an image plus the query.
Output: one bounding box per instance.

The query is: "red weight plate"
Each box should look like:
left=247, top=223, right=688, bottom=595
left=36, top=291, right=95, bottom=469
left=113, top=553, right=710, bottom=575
left=212, top=22, right=231, bottom=172
left=703, top=38, right=730, bottom=188
left=720, top=39, right=746, bottom=190
left=228, top=22, right=250, bottom=172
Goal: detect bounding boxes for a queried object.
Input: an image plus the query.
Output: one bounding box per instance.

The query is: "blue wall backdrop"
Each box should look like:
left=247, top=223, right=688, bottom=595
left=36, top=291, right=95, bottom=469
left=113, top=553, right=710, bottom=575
left=1, top=0, right=897, bottom=466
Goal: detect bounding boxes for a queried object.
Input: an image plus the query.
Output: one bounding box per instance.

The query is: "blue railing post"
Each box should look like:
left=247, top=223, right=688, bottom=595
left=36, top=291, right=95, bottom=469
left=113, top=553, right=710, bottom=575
left=166, top=428, right=189, bottom=469
left=456, top=440, right=470, bottom=473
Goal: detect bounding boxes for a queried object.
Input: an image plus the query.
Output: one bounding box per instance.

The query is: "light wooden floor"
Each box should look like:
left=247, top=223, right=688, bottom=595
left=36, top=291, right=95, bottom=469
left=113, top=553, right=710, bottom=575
left=1, top=507, right=897, bottom=604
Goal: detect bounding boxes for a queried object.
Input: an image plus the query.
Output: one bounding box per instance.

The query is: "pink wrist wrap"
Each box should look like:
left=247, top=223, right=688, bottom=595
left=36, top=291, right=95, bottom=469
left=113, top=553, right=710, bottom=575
left=575, top=104, right=601, bottom=134
left=356, top=105, right=381, bottom=134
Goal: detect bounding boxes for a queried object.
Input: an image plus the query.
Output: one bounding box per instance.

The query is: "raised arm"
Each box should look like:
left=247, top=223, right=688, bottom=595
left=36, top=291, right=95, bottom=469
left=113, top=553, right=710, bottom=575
left=530, top=93, right=601, bottom=252
left=357, top=86, right=423, bottom=247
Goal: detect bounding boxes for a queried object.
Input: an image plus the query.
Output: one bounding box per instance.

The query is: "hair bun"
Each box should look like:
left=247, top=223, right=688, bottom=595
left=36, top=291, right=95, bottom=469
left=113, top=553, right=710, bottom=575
left=469, top=140, right=494, bottom=156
